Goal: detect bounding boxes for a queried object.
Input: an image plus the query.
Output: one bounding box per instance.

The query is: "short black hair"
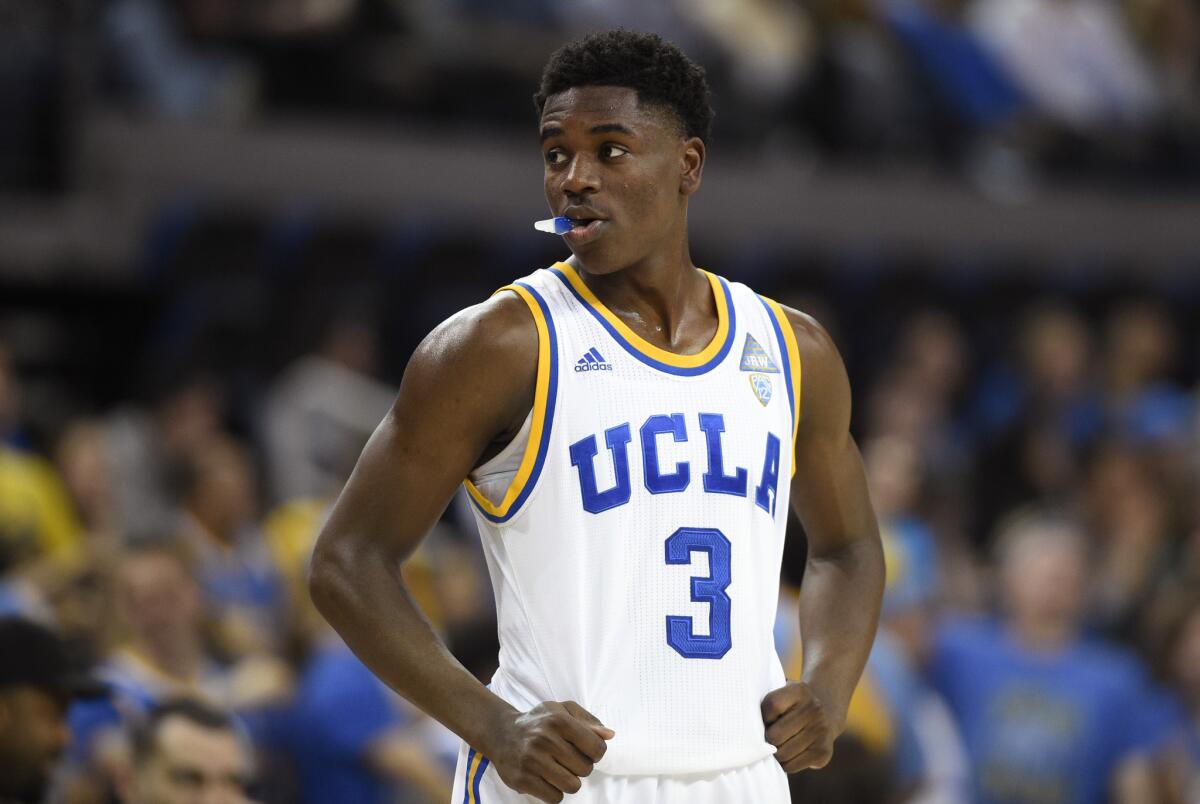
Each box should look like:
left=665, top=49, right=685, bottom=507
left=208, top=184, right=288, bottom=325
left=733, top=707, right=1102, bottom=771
left=131, top=698, right=241, bottom=765
left=534, top=30, right=714, bottom=143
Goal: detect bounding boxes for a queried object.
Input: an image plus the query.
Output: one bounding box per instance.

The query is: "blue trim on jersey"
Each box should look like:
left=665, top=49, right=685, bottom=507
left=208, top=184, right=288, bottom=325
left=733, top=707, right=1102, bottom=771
left=474, top=756, right=490, bottom=801
left=461, top=746, right=491, bottom=803
left=759, top=296, right=796, bottom=436
left=469, top=281, right=559, bottom=524
left=462, top=747, right=476, bottom=804
left=550, top=267, right=738, bottom=377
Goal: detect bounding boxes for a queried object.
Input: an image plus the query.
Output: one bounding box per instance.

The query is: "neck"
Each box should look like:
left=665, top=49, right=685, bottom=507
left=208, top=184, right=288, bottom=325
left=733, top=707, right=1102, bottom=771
left=569, top=225, right=706, bottom=346
left=1007, top=617, right=1076, bottom=653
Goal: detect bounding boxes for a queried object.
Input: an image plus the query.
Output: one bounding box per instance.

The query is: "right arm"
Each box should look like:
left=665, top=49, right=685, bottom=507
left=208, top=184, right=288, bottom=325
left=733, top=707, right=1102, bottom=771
left=309, top=291, right=610, bottom=803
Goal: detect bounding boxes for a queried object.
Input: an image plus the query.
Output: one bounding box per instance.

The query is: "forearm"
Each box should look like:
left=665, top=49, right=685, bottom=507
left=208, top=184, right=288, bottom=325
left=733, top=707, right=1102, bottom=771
left=310, top=540, right=516, bottom=753
left=796, top=536, right=885, bottom=731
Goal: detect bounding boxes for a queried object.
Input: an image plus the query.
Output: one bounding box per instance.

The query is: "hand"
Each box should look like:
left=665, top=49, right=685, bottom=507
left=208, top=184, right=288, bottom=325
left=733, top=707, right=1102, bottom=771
left=487, top=700, right=614, bottom=803
left=761, top=681, right=836, bottom=773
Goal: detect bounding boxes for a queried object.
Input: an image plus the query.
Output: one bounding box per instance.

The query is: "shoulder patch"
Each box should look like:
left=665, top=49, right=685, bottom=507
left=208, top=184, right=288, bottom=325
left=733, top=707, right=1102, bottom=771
left=739, top=333, right=780, bottom=374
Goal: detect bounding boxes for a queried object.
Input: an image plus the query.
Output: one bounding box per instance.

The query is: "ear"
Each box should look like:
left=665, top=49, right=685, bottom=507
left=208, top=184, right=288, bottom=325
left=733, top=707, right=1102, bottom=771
left=679, top=136, right=705, bottom=197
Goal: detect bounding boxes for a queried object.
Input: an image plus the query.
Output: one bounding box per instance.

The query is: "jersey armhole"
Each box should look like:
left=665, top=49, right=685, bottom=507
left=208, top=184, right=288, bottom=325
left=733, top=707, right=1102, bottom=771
left=462, top=282, right=559, bottom=524
left=758, top=296, right=803, bottom=478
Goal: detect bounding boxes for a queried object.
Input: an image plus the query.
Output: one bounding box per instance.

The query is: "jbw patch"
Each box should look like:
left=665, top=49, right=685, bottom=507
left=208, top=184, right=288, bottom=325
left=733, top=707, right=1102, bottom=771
left=739, top=333, right=779, bottom=373
left=749, top=374, right=773, bottom=406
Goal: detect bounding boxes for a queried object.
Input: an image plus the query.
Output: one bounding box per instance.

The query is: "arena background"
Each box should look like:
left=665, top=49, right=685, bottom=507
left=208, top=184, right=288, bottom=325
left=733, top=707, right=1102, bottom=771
left=2, top=1, right=1199, bottom=802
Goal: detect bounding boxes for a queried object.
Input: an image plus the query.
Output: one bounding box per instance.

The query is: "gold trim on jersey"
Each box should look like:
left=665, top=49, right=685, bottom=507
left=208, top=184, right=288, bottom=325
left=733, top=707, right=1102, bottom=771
left=463, top=283, right=553, bottom=521
left=553, top=261, right=731, bottom=369
left=761, top=297, right=803, bottom=478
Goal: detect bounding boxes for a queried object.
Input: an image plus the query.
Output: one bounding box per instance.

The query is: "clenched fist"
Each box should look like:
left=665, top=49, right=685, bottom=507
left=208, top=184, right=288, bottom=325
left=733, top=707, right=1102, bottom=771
left=488, top=700, right=614, bottom=803
left=761, top=681, right=836, bottom=773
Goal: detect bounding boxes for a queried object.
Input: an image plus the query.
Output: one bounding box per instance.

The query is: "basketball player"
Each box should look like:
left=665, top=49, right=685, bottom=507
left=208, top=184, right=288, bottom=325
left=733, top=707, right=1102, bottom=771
left=310, top=30, right=885, bottom=803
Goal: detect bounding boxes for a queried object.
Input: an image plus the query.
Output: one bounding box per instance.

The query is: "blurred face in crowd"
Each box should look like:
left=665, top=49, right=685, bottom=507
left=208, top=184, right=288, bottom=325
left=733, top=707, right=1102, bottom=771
left=1104, top=301, right=1177, bottom=392
left=157, top=381, right=224, bottom=460
left=187, top=439, right=257, bottom=541
left=56, top=419, right=116, bottom=530
left=119, top=550, right=203, bottom=655
left=896, top=311, right=967, bottom=404
left=127, top=715, right=251, bottom=804
left=1022, top=305, right=1090, bottom=401
left=0, top=686, right=71, bottom=802
left=863, top=435, right=923, bottom=520
left=539, top=85, right=703, bottom=275
left=999, top=524, right=1088, bottom=643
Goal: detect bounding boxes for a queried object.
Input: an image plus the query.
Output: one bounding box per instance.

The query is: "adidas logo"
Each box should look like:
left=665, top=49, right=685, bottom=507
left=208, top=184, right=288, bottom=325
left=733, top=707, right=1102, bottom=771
left=575, top=347, right=613, bottom=372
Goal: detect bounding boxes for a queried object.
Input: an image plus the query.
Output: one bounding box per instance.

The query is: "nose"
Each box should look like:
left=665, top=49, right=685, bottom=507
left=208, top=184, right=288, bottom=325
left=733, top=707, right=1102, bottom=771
left=561, top=153, right=600, bottom=198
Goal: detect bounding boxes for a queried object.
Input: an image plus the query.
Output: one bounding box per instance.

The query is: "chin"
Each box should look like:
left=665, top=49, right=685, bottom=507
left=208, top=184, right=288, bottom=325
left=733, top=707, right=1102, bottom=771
left=568, top=245, right=632, bottom=276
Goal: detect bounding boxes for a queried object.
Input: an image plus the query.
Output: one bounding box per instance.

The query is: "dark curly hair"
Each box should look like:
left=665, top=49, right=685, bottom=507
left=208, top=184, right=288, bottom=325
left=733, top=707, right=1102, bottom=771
left=534, top=30, right=714, bottom=143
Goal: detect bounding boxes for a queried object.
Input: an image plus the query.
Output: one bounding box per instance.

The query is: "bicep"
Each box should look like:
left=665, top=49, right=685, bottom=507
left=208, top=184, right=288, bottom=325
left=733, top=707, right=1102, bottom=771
left=785, top=311, right=878, bottom=558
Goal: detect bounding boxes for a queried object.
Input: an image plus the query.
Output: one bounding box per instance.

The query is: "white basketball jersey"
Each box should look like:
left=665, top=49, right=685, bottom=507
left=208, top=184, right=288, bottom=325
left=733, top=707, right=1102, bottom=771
left=464, top=261, right=801, bottom=776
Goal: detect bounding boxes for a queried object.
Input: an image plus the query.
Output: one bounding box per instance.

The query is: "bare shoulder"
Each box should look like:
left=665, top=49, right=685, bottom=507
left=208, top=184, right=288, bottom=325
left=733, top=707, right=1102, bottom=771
left=405, top=290, right=537, bottom=391
left=777, top=307, right=844, bottom=381
left=397, top=289, right=538, bottom=447
left=411, top=289, right=538, bottom=378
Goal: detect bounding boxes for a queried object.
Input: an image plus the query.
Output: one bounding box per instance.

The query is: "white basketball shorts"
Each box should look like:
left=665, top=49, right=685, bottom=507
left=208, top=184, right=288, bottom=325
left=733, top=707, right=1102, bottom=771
left=450, top=742, right=790, bottom=803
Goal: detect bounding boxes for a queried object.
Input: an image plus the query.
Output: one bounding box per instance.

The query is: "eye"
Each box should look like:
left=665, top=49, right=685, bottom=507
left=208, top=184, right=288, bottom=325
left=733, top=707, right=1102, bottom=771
left=600, top=144, right=628, bottom=160
left=545, top=148, right=567, bottom=166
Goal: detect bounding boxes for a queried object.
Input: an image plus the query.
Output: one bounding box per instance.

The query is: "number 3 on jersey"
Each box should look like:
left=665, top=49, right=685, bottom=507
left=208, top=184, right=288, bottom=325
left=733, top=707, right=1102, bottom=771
left=664, top=527, right=732, bottom=659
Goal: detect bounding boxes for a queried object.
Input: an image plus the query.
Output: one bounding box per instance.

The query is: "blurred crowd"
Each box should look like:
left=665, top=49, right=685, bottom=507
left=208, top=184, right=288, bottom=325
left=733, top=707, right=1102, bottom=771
left=1, top=211, right=1199, bottom=802
left=3, top=0, right=1200, bottom=194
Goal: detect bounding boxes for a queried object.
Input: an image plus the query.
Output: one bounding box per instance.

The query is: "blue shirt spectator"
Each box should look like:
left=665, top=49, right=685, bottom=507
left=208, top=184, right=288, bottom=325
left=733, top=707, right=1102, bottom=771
left=930, top=615, right=1169, bottom=804
left=287, top=639, right=451, bottom=804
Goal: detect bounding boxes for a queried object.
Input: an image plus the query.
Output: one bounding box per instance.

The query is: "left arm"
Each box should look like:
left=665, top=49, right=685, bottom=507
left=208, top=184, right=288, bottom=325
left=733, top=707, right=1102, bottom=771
left=761, top=308, right=885, bottom=773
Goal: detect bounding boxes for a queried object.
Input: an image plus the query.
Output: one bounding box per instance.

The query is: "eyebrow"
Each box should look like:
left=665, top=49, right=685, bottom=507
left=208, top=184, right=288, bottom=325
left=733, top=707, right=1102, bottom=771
left=539, top=122, right=637, bottom=143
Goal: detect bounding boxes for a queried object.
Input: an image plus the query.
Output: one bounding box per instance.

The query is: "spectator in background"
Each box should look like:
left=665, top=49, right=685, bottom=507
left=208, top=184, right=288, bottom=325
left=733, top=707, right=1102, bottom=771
left=0, top=340, right=82, bottom=620
left=65, top=543, right=289, bottom=802
left=968, top=0, right=1160, bottom=132
left=286, top=621, right=454, bottom=804
left=1149, top=594, right=1200, bottom=803
left=0, top=616, right=105, bottom=804
left=176, top=435, right=286, bottom=659
left=261, top=313, right=394, bottom=506
left=1083, top=442, right=1178, bottom=642
left=972, top=303, right=1099, bottom=540
left=105, top=371, right=226, bottom=544
left=119, top=698, right=253, bottom=804
left=102, top=0, right=258, bottom=122
left=1100, top=300, right=1191, bottom=446
left=54, top=418, right=119, bottom=545
left=930, top=513, right=1172, bottom=804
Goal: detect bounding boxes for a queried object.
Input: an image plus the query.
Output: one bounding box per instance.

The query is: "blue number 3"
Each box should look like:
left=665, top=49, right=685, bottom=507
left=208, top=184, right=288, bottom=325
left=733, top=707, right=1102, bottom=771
left=664, top=527, right=732, bottom=659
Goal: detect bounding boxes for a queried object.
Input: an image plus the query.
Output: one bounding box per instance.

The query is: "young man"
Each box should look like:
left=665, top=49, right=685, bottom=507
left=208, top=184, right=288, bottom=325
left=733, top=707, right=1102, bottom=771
left=0, top=617, right=105, bottom=804
left=311, top=30, right=885, bottom=803
left=121, top=698, right=253, bottom=804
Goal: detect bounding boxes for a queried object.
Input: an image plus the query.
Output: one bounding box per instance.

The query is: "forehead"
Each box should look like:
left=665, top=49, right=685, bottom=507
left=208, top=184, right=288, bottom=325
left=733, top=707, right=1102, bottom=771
left=540, top=85, right=678, bottom=137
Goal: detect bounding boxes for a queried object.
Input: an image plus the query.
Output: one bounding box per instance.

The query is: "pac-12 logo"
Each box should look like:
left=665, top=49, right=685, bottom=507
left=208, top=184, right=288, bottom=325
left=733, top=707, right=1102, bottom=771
left=575, top=347, right=613, bottom=372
